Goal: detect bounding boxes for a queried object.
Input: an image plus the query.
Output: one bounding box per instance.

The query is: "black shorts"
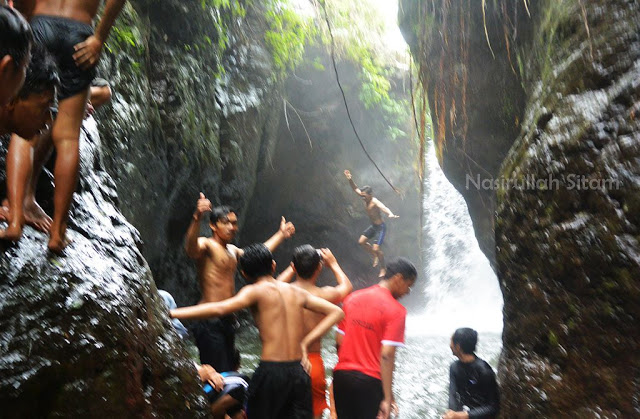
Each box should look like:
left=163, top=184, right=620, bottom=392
left=191, top=316, right=237, bottom=372
left=247, top=360, right=312, bottom=419
left=207, top=372, right=249, bottom=416
left=31, top=15, right=96, bottom=100
left=362, top=223, right=386, bottom=245
left=333, top=370, right=383, bottom=419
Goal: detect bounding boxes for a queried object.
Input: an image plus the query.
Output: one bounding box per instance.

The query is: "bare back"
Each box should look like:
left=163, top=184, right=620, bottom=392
left=33, top=0, right=101, bottom=23
left=251, top=281, right=308, bottom=361
left=197, top=238, right=238, bottom=303
left=293, top=282, right=336, bottom=353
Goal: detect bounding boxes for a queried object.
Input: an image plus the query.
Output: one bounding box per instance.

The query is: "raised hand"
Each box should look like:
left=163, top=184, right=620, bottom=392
left=279, top=216, right=295, bottom=239
left=344, top=170, right=352, bottom=180
left=320, top=248, right=337, bottom=267
left=195, top=192, right=212, bottom=219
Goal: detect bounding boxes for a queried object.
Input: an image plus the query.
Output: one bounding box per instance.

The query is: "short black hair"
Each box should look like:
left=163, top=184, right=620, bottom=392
left=361, top=185, right=373, bottom=195
left=208, top=205, right=235, bottom=224
left=17, top=43, right=59, bottom=99
left=384, top=257, right=417, bottom=281
left=0, top=6, right=32, bottom=69
left=239, top=243, right=274, bottom=281
left=452, top=327, right=478, bottom=354
left=292, top=244, right=321, bottom=279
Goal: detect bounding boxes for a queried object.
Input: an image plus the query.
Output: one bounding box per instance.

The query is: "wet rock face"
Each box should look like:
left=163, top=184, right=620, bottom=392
left=404, top=0, right=640, bottom=416
left=497, top=0, right=640, bottom=416
left=0, top=120, right=208, bottom=417
left=96, top=0, right=282, bottom=306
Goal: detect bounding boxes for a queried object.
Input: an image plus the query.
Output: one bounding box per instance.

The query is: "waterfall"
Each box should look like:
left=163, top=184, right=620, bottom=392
left=407, top=141, right=503, bottom=336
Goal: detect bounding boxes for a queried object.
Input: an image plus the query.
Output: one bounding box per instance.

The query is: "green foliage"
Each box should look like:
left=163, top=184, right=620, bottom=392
left=264, top=1, right=315, bottom=75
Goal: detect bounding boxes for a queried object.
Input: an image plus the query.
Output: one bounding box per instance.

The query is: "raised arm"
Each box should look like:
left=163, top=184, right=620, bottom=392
left=170, top=286, right=257, bottom=320
left=378, top=345, right=397, bottom=419
left=373, top=198, right=399, bottom=218
left=300, top=294, right=344, bottom=354
left=263, top=216, right=295, bottom=252
left=318, top=249, right=352, bottom=303
left=185, top=193, right=212, bottom=260
left=343, top=170, right=362, bottom=195
left=276, top=265, right=296, bottom=283
left=73, top=0, right=127, bottom=70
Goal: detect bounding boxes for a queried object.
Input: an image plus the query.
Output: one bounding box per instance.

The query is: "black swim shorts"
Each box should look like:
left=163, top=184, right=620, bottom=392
left=333, top=369, right=384, bottom=419
left=31, top=15, right=96, bottom=100
left=191, top=316, right=237, bottom=372
left=362, top=222, right=386, bottom=245
left=247, top=360, right=312, bottom=419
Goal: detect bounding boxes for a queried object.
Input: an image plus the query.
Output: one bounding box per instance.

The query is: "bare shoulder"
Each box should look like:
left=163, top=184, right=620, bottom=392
left=372, top=197, right=384, bottom=206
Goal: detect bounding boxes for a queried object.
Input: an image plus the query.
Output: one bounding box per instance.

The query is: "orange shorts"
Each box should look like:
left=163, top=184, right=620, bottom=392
left=309, top=352, right=328, bottom=416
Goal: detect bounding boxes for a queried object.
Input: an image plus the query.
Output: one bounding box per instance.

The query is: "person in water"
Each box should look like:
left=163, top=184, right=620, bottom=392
left=344, top=169, right=399, bottom=277
left=185, top=192, right=295, bottom=374
left=5, top=0, right=126, bottom=252
left=277, top=245, right=353, bottom=418
left=333, top=257, right=417, bottom=419
left=443, top=328, right=500, bottom=419
left=0, top=5, right=31, bottom=108
left=171, top=243, right=344, bottom=419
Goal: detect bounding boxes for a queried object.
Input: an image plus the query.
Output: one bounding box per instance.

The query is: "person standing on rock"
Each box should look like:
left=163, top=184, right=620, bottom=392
left=344, top=169, right=399, bottom=277
left=171, top=243, right=344, bottom=419
left=443, top=328, right=500, bottom=419
left=333, top=258, right=417, bottom=419
left=277, top=245, right=353, bottom=419
left=0, top=5, right=31, bottom=107
left=185, top=192, right=296, bottom=373
left=4, top=0, right=126, bottom=253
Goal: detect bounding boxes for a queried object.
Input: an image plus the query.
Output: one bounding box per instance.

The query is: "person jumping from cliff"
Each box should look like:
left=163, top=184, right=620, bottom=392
left=4, top=0, right=126, bottom=253
left=277, top=245, right=353, bottom=419
left=185, top=192, right=295, bottom=374
left=344, top=169, right=399, bottom=277
left=171, top=243, right=344, bottom=419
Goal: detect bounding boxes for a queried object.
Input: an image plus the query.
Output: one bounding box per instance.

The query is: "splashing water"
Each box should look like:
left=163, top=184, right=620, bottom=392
left=407, top=141, right=504, bottom=336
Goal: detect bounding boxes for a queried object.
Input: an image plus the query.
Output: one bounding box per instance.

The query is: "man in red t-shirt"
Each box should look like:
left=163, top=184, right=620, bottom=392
left=333, top=257, right=417, bottom=419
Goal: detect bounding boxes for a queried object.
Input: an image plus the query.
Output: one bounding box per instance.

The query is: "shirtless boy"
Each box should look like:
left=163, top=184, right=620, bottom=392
left=185, top=192, right=295, bottom=372
left=5, top=0, right=126, bottom=252
left=344, top=169, right=399, bottom=276
left=171, top=243, right=344, bottom=419
left=277, top=245, right=352, bottom=418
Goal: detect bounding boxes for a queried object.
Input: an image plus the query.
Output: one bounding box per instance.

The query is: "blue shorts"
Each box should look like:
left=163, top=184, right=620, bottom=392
left=362, top=223, right=386, bottom=245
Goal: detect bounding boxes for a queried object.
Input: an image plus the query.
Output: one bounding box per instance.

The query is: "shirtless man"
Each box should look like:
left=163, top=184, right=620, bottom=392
left=344, top=169, right=399, bottom=277
left=171, top=243, right=344, bottom=419
left=277, top=245, right=353, bottom=419
left=0, top=5, right=31, bottom=107
left=186, top=192, right=295, bottom=372
left=5, top=0, right=126, bottom=252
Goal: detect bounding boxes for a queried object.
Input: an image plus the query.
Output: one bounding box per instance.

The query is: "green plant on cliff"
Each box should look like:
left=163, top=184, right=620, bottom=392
left=264, top=1, right=315, bottom=75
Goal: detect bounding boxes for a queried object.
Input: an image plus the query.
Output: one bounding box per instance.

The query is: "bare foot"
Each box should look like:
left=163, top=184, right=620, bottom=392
left=378, top=268, right=386, bottom=278
left=24, top=200, right=52, bottom=233
left=372, top=256, right=379, bottom=268
left=0, top=223, right=23, bottom=242
left=48, top=233, right=71, bottom=255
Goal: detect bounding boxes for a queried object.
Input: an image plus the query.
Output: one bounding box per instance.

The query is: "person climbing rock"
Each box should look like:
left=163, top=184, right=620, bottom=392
left=344, top=169, right=399, bottom=277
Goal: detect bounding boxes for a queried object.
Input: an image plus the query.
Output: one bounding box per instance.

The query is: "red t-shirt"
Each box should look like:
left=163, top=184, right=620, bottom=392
left=334, top=285, right=407, bottom=380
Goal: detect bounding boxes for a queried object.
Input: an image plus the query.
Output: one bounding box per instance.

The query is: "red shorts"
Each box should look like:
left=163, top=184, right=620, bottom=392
left=309, top=352, right=328, bottom=416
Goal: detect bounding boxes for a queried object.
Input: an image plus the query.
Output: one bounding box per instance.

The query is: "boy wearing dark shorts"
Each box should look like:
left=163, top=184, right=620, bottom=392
left=4, top=0, right=125, bottom=250
left=171, top=244, right=344, bottom=419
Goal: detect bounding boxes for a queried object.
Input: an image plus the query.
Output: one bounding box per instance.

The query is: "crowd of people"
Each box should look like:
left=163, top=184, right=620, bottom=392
left=1, top=2, right=500, bottom=418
